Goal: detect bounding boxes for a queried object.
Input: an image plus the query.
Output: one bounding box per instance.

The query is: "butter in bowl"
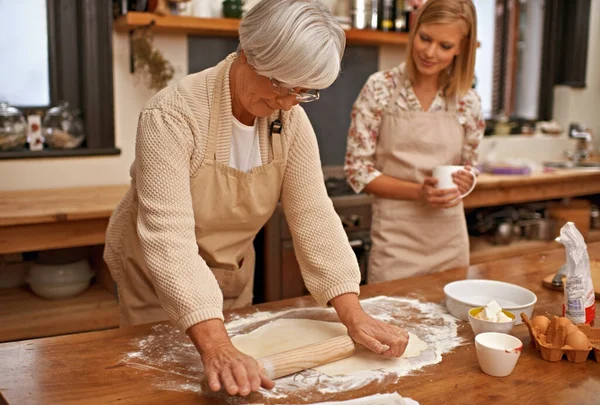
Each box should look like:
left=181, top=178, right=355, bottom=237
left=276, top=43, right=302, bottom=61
left=468, top=300, right=516, bottom=336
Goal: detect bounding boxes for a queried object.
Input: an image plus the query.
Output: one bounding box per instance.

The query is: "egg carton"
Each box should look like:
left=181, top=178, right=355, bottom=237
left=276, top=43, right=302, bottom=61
left=521, top=313, right=600, bottom=363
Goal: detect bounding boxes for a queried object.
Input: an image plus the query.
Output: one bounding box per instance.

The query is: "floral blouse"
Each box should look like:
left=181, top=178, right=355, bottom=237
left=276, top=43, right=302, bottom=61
left=344, top=63, right=485, bottom=193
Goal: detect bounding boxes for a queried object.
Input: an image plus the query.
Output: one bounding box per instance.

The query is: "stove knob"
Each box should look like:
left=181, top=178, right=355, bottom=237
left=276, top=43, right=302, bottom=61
left=340, top=215, right=361, bottom=230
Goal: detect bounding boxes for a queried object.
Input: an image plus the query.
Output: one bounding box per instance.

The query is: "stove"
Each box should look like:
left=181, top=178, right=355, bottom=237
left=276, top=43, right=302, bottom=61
left=259, top=166, right=373, bottom=303
left=324, top=176, right=355, bottom=197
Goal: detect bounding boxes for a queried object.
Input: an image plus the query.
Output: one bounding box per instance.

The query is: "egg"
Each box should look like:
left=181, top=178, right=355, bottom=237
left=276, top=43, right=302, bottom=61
left=557, top=317, right=572, bottom=328
left=566, top=324, right=580, bottom=336
left=531, top=315, right=551, bottom=334
left=565, top=331, right=590, bottom=350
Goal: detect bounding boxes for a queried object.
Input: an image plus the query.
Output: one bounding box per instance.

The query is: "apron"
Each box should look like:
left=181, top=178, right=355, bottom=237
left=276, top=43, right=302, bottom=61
left=368, top=82, right=469, bottom=284
left=115, top=61, right=286, bottom=327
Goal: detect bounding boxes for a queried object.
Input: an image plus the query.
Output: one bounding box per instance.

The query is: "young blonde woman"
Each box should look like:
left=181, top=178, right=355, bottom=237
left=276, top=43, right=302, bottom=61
left=345, top=0, right=485, bottom=283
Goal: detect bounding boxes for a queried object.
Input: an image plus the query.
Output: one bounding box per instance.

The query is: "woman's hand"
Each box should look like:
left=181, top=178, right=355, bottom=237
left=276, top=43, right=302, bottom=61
left=187, top=319, right=274, bottom=396
left=331, top=294, right=409, bottom=358
left=201, top=342, right=274, bottom=396
left=420, top=177, right=461, bottom=208
left=452, top=165, right=475, bottom=195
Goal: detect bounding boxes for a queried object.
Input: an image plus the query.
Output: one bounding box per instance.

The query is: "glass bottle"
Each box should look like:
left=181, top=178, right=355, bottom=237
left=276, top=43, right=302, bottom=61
left=0, top=101, right=27, bottom=151
left=42, top=101, right=85, bottom=149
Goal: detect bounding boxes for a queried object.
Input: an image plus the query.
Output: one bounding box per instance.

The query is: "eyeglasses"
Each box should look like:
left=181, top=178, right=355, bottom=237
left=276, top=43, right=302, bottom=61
left=270, top=78, right=320, bottom=103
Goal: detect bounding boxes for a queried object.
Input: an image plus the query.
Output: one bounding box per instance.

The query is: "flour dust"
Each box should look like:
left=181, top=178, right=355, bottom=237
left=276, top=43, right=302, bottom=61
left=120, top=296, right=463, bottom=404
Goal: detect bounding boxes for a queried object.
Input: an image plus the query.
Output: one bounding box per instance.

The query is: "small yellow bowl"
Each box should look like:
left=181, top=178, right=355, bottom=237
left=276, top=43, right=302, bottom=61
left=468, top=307, right=516, bottom=336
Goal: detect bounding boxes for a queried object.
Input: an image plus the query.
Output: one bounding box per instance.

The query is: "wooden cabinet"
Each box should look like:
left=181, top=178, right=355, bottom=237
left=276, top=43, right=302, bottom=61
left=0, top=245, right=119, bottom=343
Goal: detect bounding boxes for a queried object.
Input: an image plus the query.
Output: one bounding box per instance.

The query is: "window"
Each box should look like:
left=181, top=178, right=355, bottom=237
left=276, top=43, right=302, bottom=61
left=0, top=0, right=118, bottom=158
left=473, top=0, right=545, bottom=120
left=0, top=0, right=50, bottom=106
left=474, top=0, right=591, bottom=122
left=473, top=0, right=496, bottom=118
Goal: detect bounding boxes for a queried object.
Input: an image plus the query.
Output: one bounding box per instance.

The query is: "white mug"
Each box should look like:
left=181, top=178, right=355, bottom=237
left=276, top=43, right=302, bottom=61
left=432, top=165, right=477, bottom=198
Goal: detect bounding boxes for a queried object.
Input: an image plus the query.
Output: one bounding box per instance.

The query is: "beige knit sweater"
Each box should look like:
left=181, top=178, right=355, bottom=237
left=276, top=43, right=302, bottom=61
left=104, top=55, right=361, bottom=330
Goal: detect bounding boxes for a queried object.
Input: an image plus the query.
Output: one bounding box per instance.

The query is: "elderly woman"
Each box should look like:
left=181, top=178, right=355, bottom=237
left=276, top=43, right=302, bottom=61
left=104, top=0, right=408, bottom=397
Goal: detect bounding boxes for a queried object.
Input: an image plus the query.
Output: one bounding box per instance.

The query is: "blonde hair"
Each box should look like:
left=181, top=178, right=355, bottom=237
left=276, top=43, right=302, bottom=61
left=405, top=0, right=477, bottom=97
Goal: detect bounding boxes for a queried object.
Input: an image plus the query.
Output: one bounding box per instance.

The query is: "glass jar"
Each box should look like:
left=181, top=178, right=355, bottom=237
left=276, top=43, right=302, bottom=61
left=42, top=101, right=85, bottom=149
left=0, top=101, right=27, bottom=151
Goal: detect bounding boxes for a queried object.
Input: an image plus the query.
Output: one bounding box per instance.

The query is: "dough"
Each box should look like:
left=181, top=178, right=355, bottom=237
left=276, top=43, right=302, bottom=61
left=230, top=318, right=428, bottom=376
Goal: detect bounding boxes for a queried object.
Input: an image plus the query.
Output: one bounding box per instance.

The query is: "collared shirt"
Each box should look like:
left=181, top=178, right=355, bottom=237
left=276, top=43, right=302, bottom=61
left=344, top=63, right=485, bottom=193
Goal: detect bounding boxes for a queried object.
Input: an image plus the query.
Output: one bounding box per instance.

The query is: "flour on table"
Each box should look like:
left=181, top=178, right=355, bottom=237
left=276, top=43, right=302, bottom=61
left=121, top=296, right=463, bottom=404
left=231, top=318, right=428, bottom=376
left=295, top=392, right=419, bottom=405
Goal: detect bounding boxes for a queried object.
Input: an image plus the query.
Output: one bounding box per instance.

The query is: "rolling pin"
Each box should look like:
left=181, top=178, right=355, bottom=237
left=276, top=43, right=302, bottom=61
left=257, top=335, right=356, bottom=380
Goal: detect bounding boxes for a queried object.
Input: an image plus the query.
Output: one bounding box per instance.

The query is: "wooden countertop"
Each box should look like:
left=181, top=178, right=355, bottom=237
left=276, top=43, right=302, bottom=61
left=1, top=169, right=599, bottom=228
left=0, top=185, right=128, bottom=227
left=1, top=243, right=599, bottom=405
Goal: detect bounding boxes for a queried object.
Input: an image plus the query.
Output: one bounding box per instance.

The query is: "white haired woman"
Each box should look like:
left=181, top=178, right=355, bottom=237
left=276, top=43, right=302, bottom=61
left=104, top=0, right=409, bottom=397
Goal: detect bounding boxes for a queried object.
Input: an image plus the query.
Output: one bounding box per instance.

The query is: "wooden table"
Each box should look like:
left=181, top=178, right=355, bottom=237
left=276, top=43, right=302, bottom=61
left=1, top=244, right=599, bottom=405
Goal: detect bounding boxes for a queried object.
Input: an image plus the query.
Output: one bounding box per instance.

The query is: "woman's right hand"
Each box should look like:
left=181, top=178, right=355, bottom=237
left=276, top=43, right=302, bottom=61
left=420, top=177, right=461, bottom=208
left=187, top=319, right=274, bottom=396
left=201, top=341, right=274, bottom=396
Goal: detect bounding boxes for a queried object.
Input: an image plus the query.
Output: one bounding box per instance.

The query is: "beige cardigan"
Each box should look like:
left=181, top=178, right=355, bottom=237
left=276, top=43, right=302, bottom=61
left=105, top=55, right=361, bottom=330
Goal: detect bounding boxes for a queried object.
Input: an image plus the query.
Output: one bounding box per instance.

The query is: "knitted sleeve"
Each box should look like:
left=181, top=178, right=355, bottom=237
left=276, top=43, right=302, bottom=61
left=134, top=106, right=224, bottom=331
left=280, top=107, right=361, bottom=306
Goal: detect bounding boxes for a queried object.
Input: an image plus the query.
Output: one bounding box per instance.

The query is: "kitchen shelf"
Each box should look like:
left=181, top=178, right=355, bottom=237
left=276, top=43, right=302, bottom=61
left=0, top=284, right=119, bottom=343
left=113, top=12, right=410, bottom=46
left=470, top=229, right=600, bottom=265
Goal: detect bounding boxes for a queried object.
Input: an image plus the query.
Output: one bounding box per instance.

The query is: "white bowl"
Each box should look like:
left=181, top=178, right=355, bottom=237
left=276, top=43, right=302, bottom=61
left=26, top=260, right=94, bottom=300
left=475, top=332, right=523, bottom=377
left=28, top=281, right=92, bottom=300
left=468, top=307, right=516, bottom=335
left=443, top=280, right=537, bottom=325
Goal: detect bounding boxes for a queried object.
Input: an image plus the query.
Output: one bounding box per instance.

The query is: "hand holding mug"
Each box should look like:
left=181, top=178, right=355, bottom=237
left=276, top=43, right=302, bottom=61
left=420, top=177, right=462, bottom=208
left=451, top=165, right=477, bottom=196
left=432, top=165, right=477, bottom=199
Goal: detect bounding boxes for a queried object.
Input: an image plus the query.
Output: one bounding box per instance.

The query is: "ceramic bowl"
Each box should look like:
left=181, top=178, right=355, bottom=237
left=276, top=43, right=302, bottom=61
left=475, top=332, right=523, bottom=377
left=443, top=279, right=537, bottom=324
left=468, top=307, right=516, bottom=335
left=26, top=260, right=94, bottom=300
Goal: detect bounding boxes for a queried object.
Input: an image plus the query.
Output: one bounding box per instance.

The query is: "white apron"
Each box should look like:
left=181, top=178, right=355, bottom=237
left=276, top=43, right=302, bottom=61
left=368, top=82, right=469, bottom=283
left=114, top=60, right=286, bottom=326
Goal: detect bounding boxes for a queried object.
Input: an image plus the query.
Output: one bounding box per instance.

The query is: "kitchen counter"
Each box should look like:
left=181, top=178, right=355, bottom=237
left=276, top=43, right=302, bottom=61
left=1, top=169, right=599, bottom=254
left=464, top=169, right=600, bottom=208
left=1, top=243, right=599, bottom=405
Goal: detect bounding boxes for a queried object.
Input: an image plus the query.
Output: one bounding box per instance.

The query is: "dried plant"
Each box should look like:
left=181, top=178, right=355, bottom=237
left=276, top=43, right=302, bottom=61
left=131, top=28, right=176, bottom=92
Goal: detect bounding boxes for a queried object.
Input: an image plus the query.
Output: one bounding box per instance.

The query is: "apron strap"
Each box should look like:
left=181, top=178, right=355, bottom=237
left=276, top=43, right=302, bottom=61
left=208, top=63, right=285, bottom=163
left=270, top=113, right=284, bottom=161
left=385, top=77, right=405, bottom=114
left=206, top=65, right=228, bottom=160
left=446, top=94, right=458, bottom=114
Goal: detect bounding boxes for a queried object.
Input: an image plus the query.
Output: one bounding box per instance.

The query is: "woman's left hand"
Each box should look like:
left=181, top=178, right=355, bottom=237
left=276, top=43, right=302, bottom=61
left=452, top=165, right=475, bottom=195
left=331, top=294, right=409, bottom=358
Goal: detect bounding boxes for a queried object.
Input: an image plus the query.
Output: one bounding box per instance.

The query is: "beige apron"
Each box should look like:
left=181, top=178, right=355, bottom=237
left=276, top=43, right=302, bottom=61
left=116, top=63, right=286, bottom=326
left=368, top=82, right=469, bottom=284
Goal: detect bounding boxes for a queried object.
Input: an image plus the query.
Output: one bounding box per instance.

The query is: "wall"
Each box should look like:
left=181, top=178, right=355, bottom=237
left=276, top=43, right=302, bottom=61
left=552, top=0, right=600, bottom=153
left=0, top=32, right=188, bottom=191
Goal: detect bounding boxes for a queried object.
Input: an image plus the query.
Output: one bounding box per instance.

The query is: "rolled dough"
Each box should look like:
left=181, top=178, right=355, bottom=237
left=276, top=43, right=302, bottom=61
left=230, top=318, right=428, bottom=376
